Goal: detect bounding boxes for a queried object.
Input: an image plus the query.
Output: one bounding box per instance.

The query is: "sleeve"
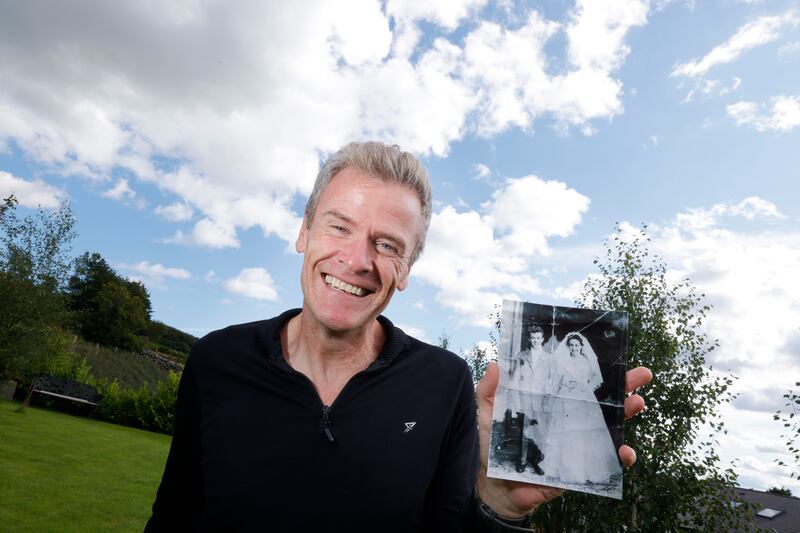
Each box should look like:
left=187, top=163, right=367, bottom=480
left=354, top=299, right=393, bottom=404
left=423, top=367, right=480, bottom=532
left=144, top=352, right=204, bottom=531
left=468, top=495, right=533, bottom=532
left=588, top=353, right=603, bottom=391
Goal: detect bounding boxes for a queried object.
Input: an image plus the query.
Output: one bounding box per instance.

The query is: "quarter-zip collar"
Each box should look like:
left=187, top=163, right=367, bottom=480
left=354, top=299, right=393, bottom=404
left=260, top=309, right=408, bottom=445
left=261, top=308, right=407, bottom=371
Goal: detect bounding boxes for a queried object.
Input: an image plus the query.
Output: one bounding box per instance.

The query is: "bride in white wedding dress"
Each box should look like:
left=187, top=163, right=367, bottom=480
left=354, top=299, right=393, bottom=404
left=544, top=332, right=621, bottom=487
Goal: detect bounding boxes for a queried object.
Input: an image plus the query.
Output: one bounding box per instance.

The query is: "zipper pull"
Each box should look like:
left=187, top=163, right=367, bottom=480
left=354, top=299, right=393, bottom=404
left=320, top=405, right=335, bottom=442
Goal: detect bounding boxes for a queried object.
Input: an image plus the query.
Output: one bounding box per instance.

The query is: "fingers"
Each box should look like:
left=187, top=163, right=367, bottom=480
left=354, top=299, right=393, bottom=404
left=476, top=361, right=499, bottom=402
left=620, top=369, right=648, bottom=469
left=624, top=393, right=645, bottom=420
left=625, top=366, right=652, bottom=394
left=618, top=445, right=637, bottom=468
left=476, top=363, right=499, bottom=471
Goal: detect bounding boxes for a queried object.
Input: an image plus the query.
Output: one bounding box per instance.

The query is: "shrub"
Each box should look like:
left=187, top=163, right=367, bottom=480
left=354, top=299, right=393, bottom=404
left=94, top=371, right=180, bottom=434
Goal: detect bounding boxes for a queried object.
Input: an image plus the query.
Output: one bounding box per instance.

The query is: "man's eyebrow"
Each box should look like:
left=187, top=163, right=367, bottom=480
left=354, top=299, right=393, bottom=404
left=321, top=209, right=354, bottom=224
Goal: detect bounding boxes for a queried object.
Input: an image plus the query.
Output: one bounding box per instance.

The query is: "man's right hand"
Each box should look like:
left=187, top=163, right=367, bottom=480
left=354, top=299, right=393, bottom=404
left=474, top=362, right=652, bottom=518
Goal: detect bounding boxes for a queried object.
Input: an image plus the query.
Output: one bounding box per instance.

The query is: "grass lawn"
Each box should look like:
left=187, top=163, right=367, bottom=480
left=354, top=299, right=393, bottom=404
left=0, top=400, right=171, bottom=532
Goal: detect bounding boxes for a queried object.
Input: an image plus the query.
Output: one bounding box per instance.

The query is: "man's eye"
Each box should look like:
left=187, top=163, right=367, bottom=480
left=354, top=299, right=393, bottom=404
left=332, top=225, right=347, bottom=232
left=377, top=241, right=399, bottom=254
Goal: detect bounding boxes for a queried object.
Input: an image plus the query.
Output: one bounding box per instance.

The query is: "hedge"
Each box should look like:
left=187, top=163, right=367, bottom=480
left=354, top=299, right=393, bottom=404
left=93, top=371, right=180, bottom=434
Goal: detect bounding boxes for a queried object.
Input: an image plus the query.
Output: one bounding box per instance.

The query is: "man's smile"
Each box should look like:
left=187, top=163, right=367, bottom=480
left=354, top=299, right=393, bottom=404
left=323, top=274, right=371, bottom=297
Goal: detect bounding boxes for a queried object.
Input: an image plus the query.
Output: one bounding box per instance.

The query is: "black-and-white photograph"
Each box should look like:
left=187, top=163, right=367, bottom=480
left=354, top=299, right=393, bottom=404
left=488, top=299, right=628, bottom=499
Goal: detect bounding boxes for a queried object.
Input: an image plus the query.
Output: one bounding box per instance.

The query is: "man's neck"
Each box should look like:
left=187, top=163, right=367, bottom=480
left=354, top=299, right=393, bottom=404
left=281, top=310, right=385, bottom=406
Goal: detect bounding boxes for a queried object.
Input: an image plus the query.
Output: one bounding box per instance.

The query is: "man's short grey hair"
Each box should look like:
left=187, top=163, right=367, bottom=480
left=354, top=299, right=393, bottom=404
left=304, top=141, right=432, bottom=265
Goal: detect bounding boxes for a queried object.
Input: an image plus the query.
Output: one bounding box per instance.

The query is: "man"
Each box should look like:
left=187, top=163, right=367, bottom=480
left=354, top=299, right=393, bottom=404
left=505, top=325, right=550, bottom=475
left=146, top=142, right=650, bottom=532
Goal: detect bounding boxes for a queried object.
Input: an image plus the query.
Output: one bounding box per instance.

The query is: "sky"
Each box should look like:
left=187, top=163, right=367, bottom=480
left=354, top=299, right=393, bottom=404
left=1, top=0, right=798, bottom=493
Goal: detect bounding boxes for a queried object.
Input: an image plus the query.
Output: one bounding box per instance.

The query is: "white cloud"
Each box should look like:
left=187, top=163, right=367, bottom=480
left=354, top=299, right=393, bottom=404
left=224, top=267, right=279, bottom=301
left=397, top=323, right=431, bottom=344
left=671, top=196, right=785, bottom=233
left=460, top=2, right=649, bottom=136
left=413, top=175, right=590, bottom=325
left=672, top=10, right=800, bottom=77
left=101, top=178, right=143, bottom=208
left=682, top=76, right=742, bottom=102
left=118, top=261, right=191, bottom=284
left=595, top=198, right=800, bottom=494
left=164, top=218, right=241, bottom=249
left=566, top=0, right=649, bottom=72
left=727, top=95, right=800, bottom=132
left=0, top=1, right=650, bottom=249
left=154, top=202, right=194, bottom=222
left=0, top=171, right=66, bottom=208
left=386, top=0, right=488, bottom=31
left=635, top=197, right=798, bottom=379
left=486, top=176, right=590, bottom=255
left=472, top=163, right=492, bottom=182
left=778, top=40, right=800, bottom=57
left=715, top=404, right=800, bottom=493
left=733, top=386, right=786, bottom=414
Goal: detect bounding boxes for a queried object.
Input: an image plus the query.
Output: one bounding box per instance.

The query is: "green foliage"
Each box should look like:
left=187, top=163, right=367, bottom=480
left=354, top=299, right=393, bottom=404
left=0, top=399, right=170, bottom=532
left=67, top=252, right=152, bottom=351
left=94, top=371, right=180, bottom=434
left=437, top=331, right=492, bottom=387
left=464, top=343, right=491, bottom=387
left=145, top=320, right=198, bottom=361
left=94, top=279, right=150, bottom=350
left=531, top=225, right=757, bottom=532
left=766, top=486, right=792, bottom=497
left=774, top=382, right=800, bottom=480
left=0, top=196, right=76, bottom=382
left=0, top=195, right=76, bottom=288
left=454, top=307, right=499, bottom=386
left=70, top=337, right=170, bottom=390
left=41, top=344, right=94, bottom=385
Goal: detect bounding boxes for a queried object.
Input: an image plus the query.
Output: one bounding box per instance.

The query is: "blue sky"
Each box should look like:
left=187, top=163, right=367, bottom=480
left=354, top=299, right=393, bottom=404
left=1, top=0, right=798, bottom=493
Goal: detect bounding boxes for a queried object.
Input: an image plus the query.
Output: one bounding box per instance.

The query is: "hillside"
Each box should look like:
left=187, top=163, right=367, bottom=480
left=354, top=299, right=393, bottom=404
left=68, top=319, right=197, bottom=390
left=145, top=320, right=198, bottom=363
left=69, top=338, right=171, bottom=390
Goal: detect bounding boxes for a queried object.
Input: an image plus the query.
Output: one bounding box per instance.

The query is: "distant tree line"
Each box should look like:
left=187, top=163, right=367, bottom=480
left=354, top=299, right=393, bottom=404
left=0, top=195, right=196, bottom=390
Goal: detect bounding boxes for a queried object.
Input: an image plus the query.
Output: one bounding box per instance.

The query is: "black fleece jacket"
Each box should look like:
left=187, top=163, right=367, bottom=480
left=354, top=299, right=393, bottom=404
left=145, top=309, right=482, bottom=532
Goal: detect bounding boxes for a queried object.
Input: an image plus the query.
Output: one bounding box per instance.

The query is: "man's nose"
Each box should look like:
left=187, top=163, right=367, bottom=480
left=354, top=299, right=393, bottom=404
left=340, top=235, right=374, bottom=272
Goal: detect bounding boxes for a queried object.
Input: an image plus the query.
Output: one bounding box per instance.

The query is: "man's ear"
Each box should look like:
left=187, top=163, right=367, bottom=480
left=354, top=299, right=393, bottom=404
left=295, top=217, right=308, bottom=253
left=397, top=266, right=411, bottom=291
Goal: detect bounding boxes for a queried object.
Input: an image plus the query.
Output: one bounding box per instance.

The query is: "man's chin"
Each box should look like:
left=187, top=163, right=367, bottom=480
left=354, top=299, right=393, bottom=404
left=305, top=307, right=377, bottom=335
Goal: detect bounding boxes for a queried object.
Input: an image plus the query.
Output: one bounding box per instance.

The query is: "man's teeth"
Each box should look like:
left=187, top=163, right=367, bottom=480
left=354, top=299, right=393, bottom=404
left=324, top=274, right=366, bottom=297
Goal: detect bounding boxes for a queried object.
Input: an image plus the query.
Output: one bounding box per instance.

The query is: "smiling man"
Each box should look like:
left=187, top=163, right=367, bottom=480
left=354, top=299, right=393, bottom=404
left=145, top=142, right=650, bottom=532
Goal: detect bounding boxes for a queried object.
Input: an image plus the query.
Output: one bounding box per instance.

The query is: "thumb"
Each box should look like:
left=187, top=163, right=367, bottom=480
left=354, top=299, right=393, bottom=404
left=476, top=361, right=499, bottom=404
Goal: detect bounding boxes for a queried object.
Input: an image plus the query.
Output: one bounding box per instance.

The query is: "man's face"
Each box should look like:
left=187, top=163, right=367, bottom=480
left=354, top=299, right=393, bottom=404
left=567, top=338, right=581, bottom=356
left=295, top=167, right=423, bottom=335
left=530, top=331, right=543, bottom=350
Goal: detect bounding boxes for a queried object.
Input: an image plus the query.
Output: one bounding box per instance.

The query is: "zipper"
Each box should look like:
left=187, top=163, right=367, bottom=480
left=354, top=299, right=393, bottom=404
left=268, top=356, right=389, bottom=444
left=320, top=405, right=334, bottom=442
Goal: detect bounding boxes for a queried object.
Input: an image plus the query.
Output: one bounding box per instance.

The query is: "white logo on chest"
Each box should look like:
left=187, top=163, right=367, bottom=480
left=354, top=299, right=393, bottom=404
left=404, top=422, right=416, bottom=433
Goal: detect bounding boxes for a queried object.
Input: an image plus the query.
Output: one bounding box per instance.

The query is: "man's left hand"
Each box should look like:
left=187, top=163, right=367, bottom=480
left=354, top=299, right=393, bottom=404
left=475, top=363, right=652, bottom=518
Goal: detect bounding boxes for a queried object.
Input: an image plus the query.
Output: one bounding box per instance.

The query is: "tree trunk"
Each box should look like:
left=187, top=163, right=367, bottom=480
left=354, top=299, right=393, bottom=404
left=18, top=377, right=38, bottom=411
left=629, top=477, right=638, bottom=530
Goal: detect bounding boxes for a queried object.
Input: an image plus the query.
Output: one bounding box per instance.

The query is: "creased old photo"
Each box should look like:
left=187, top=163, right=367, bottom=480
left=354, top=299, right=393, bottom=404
left=488, top=299, right=628, bottom=499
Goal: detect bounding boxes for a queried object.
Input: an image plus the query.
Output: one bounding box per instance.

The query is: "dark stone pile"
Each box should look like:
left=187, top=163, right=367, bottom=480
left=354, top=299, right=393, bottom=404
left=141, top=349, right=184, bottom=372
